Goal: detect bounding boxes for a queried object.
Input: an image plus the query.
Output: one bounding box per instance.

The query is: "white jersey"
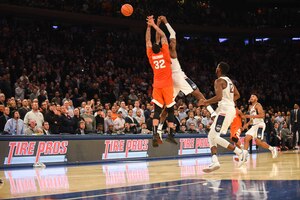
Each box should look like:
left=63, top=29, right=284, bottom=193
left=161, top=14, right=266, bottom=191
left=171, top=58, right=186, bottom=76
left=218, top=76, right=235, bottom=107
left=250, top=103, right=264, bottom=124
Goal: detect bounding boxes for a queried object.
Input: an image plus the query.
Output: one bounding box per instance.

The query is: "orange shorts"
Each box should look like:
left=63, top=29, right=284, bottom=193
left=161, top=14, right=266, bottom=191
left=230, top=126, right=241, bottom=139
left=152, top=86, right=175, bottom=108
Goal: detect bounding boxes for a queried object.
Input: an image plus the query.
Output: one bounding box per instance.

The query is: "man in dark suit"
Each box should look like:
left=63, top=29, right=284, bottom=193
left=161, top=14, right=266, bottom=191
left=42, top=121, right=52, bottom=135
left=125, top=109, right=139, bottom=134
left=290, top=104, right=300, bottom=147
left=59, top=105, right=74, bottom=134
left=0, top=107, right=10, bottom=132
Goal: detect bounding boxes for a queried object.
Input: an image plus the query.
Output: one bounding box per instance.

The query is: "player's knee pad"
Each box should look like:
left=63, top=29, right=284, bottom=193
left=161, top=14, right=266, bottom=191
left=166, top=106, right=174, bottom=122
left=232, top=137, right=239, bottom=143
left=154, top=104, right=163, bottom=120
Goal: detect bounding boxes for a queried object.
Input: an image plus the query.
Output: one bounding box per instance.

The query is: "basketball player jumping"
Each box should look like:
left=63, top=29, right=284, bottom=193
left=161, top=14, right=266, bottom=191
left=145, top=15, right=177, bottom=147
left=154, top=16, right=216, bottom=140
left=242, top=94, right=278, bottom=159
left=199, top=62, right=247, bottom=172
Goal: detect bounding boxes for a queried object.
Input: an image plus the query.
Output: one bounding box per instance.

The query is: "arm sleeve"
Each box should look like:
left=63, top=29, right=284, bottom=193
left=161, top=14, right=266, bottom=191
left=165, top=23, right=176, bottom=39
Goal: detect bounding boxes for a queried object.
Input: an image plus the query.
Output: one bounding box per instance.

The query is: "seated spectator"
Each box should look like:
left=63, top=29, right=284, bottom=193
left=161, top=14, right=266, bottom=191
left=270, top=122, right=281, bottom=147
left=0, top=107, right=10, bottom=132
left=279, top=122, right=293, bottom=150
left=140, top=123, right=150, bottom=134
left=198, top=123, right=207, bottom=134
left=4, top=111, right=24, bottom=135
left=106, top=124, right=115, bottom=134
left=96, top=123, right=104, bottom=134
left=25, top=119, right=43, bottom=135
left=124, top=123, right=131, bottom=134
left=178, top=125, right=187, bottom=133
left=42, top=121, right=51, bottom=135
left=187, top=123, right=198, bottom=134
left=75, top=120, right=86, bottom=135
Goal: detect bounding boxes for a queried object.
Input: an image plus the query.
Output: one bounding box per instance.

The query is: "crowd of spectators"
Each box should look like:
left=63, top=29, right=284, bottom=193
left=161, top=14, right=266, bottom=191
left=3, top=0, right=300, bottom=28
left=0, top=16, right=299, bottom=150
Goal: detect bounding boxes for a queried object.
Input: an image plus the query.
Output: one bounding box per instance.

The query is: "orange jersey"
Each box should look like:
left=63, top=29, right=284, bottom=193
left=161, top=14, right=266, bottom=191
left=111, top=113, right=118, bottom=121
left=147, top=44, right=173, bottom=88
left=231, top=108, right=242, bottom=129
left=230, top=108, right=242, bottom=138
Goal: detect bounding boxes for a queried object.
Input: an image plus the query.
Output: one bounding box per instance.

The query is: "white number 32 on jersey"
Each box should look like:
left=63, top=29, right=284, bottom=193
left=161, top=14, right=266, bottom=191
left=153, top=59, right=166, bottom=69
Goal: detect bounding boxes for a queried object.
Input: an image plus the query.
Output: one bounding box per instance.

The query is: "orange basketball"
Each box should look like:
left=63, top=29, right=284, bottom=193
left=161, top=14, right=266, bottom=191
left=121, top=4, right=133, bottom=17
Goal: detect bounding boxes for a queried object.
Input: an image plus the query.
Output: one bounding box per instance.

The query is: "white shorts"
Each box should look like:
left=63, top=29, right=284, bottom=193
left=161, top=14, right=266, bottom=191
left=246, top=122, right=266, bottom=140
left=208, top=106, right=235, bottom=147
left=172, top=72, right=196, bottom=97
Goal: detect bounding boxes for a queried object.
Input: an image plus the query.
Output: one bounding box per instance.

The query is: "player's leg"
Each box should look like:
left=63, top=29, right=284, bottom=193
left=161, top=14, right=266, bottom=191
left=255, top=139, right=278, bottom=158
left=203, top=125, right=220, bottom=173
left=157, top=77, right=181, bottom=137
left=254, top=123, right=278, bottom=159
left=163, top=86, right=177, bottom=145
left=165, top=105, right=178, bottom=144
left=203, top=111, right=246, bottom=172
left=157, top=107, right=167, bottom=140
left=231, top=127, right=242, bottom=148
left=151, top=88, right=164, bottom=147
left=191, top=88, right=205, bottom=103
left=214, top=110, right=246, bottom=167
left=231, top=136, right=241, bottom=149
left=179, top=76, right=205, bottom=105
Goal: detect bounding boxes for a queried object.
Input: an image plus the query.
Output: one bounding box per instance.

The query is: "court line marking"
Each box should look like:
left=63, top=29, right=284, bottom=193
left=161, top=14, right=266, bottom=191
left=63, top=180, right=206, bottom=200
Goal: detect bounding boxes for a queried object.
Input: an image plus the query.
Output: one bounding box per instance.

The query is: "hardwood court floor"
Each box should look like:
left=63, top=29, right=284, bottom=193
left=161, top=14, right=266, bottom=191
left=0, top=150, right=300, bottom=199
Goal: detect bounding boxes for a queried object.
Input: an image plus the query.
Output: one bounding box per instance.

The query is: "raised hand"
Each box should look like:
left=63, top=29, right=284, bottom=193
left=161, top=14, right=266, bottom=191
left=147, top=16, right=155, bottom=26
left=159, top=16, right=168, bottom=24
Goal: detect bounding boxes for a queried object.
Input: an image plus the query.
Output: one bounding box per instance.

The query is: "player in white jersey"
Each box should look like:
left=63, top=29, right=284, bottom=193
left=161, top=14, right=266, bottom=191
left=242, top=94, right=278, bottom=159
left=154, top=16, right=215, bottom=143
left=156, top=16, right=206, bottom=103
left=199, top=62, right=247, bottom=172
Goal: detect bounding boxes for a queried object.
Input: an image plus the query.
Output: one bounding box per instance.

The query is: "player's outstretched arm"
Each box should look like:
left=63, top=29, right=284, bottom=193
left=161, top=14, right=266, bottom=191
left=147, top=16, right=168, bottom=45
left=160, top=16, right=176, bottom=39
left=155, top=17, right=161, bottom=45
left=160, top=15, right=177, bottom=57
left=145, top=16, right=152, bottom=48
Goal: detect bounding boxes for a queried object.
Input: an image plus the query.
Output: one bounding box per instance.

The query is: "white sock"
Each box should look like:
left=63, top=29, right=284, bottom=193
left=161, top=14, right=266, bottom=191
left=212, top=155, right=219, bottom=163
left=158, top=123, right=163, bottom=131
left=234, top=147, right=243, bottom=155
left=268, top=146, right=274, bottom=151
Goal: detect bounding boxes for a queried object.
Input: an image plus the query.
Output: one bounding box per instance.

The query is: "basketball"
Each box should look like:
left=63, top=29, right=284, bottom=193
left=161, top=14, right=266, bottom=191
left=121, top=4, right=133, bottom=17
